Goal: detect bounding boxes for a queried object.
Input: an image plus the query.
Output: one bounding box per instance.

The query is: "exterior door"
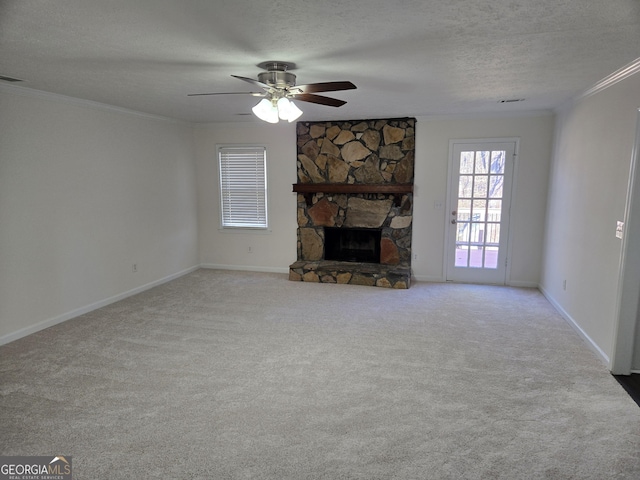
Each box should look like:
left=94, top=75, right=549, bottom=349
left=446, top=140, right=516, bottom=284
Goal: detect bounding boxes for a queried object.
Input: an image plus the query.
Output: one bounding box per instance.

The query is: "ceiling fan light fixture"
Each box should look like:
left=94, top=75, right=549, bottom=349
left=277, top=97, right=303, bottom=122
left=252, top=98, right=279, bottom=123
left=286, top=100, right=303, bottom=122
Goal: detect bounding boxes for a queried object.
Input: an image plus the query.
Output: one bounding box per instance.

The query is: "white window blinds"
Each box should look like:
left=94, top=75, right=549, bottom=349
left=218, top=146, right=268, bottom=229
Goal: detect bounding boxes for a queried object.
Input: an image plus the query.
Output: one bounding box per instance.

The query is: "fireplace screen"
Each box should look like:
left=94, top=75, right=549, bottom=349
left=324, top=227, right=381, bottom=263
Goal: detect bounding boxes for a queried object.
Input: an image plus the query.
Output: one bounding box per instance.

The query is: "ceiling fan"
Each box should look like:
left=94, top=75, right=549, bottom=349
left=188, top=61, right=357, bottom=123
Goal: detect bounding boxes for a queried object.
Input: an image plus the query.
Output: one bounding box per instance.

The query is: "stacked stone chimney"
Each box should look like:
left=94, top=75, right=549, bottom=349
left=289, top=118, right=415, bottom=288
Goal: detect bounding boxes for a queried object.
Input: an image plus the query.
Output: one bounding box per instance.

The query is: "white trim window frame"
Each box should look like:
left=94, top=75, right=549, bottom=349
left=218, top=145, right=269, bottom=230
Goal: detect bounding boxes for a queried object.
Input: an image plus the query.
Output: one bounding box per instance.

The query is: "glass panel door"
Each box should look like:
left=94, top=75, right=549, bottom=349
left=446, top=141, right=515, bottom=284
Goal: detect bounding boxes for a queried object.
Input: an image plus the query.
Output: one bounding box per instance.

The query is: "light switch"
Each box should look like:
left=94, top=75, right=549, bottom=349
left=616, top=221, right=624, bottom=239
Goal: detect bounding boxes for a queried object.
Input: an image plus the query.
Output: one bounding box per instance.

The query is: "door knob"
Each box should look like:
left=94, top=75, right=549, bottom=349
left=451, top=219, right=457, bottom=224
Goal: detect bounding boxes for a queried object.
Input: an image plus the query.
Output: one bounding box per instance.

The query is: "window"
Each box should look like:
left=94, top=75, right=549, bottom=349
left=218, top=145, right=268, bottom=229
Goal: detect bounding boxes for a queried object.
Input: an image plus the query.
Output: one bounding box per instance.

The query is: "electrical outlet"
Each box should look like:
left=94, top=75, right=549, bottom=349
left=413, top=253, right=418, bottom=260
left=563, top=279, right=566, bottom=291
left=247, top=246, right=253, bottom=253
left=132, top=263, right=137, bottom=273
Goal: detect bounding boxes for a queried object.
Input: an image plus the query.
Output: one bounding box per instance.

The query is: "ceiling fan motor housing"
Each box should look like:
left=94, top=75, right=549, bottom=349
left=258, top=70, right=297, bottom=89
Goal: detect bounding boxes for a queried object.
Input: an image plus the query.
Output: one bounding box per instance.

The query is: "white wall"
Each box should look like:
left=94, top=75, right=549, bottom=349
left=194, top=122, right=298, bottom=272
left=413, top=114, right=555, bottom=286
left=540, top=71, right=640, bottom=364
left=0, top=88, right=199, bottom=342
left=195, top=115, right=554, bottom=287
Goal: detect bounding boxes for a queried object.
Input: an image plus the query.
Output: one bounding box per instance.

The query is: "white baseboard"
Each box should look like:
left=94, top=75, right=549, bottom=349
left=200, top=264, right=290, bottom=274
left=538, top=284, right=610, bottom=367
left=0, top=265, right=200, bottom=346
left=411, top=275, right=538, bottom=288
left=412, top=274, right=445, bottom=283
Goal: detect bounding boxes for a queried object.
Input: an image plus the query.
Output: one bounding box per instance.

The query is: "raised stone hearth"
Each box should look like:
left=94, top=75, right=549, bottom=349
left=289, top=261, right=411, bottom=289
left=289, top=118, right=415, bottom=289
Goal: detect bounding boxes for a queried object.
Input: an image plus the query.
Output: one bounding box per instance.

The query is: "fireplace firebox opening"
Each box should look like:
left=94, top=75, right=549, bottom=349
left=324, top=227, right=381, bottom=264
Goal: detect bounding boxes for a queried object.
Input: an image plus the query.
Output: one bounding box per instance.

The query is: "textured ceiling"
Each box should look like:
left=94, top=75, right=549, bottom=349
left=1, top=0, right=639, bottom=123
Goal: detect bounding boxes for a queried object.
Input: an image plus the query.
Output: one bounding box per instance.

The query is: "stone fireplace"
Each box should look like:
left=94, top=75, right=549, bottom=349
left=289, top=118, right=415, bottom=288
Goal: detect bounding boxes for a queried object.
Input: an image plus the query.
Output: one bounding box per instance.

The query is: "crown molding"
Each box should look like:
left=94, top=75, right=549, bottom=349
left=580, top=56, right=640, bottom=100
left=0, top=82, right=186, bottom=125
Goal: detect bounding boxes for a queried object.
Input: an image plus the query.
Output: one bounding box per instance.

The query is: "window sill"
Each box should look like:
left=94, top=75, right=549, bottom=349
left=218, top=227, right=272, bottom=234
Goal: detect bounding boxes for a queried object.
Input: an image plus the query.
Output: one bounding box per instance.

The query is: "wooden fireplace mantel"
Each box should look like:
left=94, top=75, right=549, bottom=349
left=292, top=183, right=413, bottom=206
left=292, top=183, right=413, bottom=195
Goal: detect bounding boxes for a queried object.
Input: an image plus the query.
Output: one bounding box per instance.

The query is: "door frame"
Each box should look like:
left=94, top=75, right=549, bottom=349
left=443, top=137, right=520, bottom=285
left=610, top=108, right=640, bottom=375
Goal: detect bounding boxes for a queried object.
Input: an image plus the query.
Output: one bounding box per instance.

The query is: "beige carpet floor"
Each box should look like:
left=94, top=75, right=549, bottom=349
left=1, top=269, right=640, bottom=479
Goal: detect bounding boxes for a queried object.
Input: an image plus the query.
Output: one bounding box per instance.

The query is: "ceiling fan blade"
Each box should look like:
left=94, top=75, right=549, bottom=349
left=293, top=81, right=357, bottom=94
left=188, top=92, right=263, bottom=97
left=293, top=93, right=347, bottom=107
left=231, top=75, right=271, bottom=89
